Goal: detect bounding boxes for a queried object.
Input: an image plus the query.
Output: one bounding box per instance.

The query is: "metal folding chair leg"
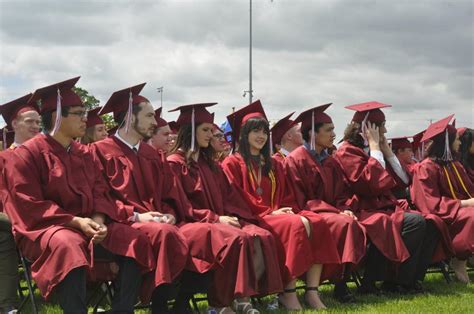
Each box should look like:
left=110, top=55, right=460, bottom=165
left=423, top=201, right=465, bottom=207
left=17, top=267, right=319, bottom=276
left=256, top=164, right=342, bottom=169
left=17, top=250, right=39, bottom=314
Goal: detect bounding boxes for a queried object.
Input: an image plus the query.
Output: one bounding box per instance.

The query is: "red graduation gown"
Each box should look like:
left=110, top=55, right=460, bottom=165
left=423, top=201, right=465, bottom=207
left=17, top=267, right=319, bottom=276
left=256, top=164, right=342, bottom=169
left=285, top=146, right=367, bottom=277
left=334, top=142, right=411, bottom=263
left=222, top=153, right=340, bottom=285
left=2, top=134, right=155, bottom=299
left=167, top=152, right=283, bottom=300
left=410, top=159, right=474, bottom=259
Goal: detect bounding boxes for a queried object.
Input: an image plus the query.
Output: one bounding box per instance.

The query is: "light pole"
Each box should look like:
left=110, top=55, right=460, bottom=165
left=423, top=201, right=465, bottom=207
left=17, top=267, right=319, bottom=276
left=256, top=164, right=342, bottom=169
left=157, top=86, right=163, bottom=109
left=243, top=0, right=253, bottom=104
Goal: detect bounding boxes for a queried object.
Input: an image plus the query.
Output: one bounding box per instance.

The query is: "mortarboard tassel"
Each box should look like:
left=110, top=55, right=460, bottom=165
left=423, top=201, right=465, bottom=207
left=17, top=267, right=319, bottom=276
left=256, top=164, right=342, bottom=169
left=51, top=89, right=62, bottom=136
left=441, top=129, right=453, bottom=161
left=124, top=91, right=133, bottom=134
left=191, top=108, right=195, bottom=152
left=310, top=110, right=315, bottom=151
left=2, top=128, right=7, bottom=150
left=269, top=130, right=273, bottom=156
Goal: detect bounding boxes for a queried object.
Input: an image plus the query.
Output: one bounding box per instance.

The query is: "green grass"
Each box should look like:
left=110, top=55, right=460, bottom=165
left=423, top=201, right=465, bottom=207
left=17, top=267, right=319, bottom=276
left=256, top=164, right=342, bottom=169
left=20, top=272, right=473, bottom=313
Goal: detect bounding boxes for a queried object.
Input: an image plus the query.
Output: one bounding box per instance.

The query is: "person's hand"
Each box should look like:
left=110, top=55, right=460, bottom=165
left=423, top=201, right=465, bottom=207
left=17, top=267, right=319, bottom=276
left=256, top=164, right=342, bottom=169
left=365, top=122, right=380, bottom=151
left=70, top=217, right=107, bottom=243
left=160, top=214, right=176, bottom=225
left=272, top=207, right=295, bottom=215
left=460, top=198, right=474, bottom=208
left=379, top=135, right=394, bottom=158
left=219, top=216, right=241, bottom=228
left=137, top=211, right=166, bottom=222
left=340, top=210, right=357, bottom=220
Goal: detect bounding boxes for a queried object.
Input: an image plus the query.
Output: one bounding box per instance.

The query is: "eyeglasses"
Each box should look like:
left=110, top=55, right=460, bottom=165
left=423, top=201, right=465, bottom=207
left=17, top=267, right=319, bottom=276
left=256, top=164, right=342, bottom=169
left=213, top=133, right=225, bottom=140
left=68, top=111, right=88, bottom=118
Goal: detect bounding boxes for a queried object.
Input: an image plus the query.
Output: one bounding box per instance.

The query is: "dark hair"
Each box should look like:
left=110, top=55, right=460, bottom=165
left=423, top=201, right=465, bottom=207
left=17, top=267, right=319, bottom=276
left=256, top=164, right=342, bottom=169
left=169, top=123, right=217, bottom=171
left=459, top=128, right=473, bottom=170
left=342, top=121, right=384, bottom=149
left=237, top=118, right=272, bottom=175
left=41, top=106, right=71, bottom=132
left=302, top=123, right=324, bottom=143
left=427, top=129, right=457, bottom=165
left=115, top=104, right=144, bottom=127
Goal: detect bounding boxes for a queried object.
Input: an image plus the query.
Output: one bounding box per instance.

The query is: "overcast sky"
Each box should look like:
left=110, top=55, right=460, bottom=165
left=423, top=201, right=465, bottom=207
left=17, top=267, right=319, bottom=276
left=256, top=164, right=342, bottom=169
left=1, top=0, right=472, bottom=139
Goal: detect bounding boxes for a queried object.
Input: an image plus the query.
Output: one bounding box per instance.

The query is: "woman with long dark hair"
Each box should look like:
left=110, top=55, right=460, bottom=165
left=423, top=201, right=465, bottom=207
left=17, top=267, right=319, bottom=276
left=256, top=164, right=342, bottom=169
left=167, top=103, right=283, bottom=313
left=410, top=116, right=474, bottom=284
left=222, top=100, right=340, bottom=311
left=458, top=128, right=474, bottom=182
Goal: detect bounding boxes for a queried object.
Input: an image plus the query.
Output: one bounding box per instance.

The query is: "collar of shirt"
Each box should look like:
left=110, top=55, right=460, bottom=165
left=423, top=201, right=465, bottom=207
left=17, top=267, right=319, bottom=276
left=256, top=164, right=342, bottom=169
left=115, top=131, right=140, bottom=153
left=279, top=147, right=290, bottom=157
left=303, top=141, right=329, bottom=164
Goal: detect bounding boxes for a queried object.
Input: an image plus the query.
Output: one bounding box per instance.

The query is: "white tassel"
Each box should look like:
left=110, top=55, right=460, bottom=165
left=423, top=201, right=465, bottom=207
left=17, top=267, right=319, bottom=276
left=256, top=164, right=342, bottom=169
left=2, top=128, right=7, bottom=150
left=124, top=91, right=133, bottom=134
left=310, top=110, right=315, bottom=150
left=51, top=89, right=62, bottom=136
left=441, top=129, right=453, bottom=161
left=269, top=130, right=273, bottom=155
left=191, top=108, right=195, bottom=152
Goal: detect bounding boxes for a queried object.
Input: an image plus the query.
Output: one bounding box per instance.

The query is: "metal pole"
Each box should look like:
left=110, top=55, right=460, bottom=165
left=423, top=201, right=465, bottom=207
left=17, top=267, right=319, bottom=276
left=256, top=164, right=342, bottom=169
left=249, top=0, right=253, bottom=104
left=157, top=87, right=163, bottom=108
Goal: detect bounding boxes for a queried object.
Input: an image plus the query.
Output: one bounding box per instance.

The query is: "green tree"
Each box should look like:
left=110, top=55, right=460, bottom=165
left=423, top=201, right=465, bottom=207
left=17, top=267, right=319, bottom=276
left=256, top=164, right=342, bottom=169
left=73, top=86, right=116, bottom=130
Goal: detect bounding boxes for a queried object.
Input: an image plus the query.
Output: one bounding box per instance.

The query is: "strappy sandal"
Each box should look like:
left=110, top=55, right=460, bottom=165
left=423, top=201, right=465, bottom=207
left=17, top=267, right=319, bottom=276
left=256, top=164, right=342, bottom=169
left=304, top=286, right=327, bottom=310
left=278, top=288, right=302, bottom=311
left=233, top=299, right=260, bottom=313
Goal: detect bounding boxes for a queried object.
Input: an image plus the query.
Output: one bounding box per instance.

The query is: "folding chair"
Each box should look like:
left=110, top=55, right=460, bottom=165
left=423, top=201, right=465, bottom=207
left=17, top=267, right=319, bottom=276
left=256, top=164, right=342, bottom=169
left=17, top=250, right=39, bottom=314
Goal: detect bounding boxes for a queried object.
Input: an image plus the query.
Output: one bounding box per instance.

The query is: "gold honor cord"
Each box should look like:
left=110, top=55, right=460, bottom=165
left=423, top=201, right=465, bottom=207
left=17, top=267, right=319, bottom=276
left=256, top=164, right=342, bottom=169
left=451, top=162, right=473, bottom=198
left=443, top=166, right=457, bottom=200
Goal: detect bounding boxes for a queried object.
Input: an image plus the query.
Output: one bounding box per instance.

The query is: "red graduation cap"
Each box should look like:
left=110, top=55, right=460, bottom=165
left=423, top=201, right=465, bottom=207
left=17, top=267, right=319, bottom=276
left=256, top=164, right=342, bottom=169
left=457, top=127, right=467, bottom=137
left=99, top=83, right=148, bottom=120
left=0, top=93, right=38, bottom=129
left=420, top=114, right=455, bottom=143
left=226, top=99, right=267, bottom=144
left=86, top=107, right=105, bottom=128
left=168, top=103, right=216, bottom=151
left=168, top=121, right=179, bottom=134
left=168, top=103, right=216, bottom=126
left=389, top=136, right=413, bottom=151
left=154, top=107, right=168, bottom=128
left=294, top=103, right=332, bottom=135
left=270, top=112, right=295, bottom=146
left=29, top=77, right=82, bottom=113
left=345, top=101, right=391, bottom=123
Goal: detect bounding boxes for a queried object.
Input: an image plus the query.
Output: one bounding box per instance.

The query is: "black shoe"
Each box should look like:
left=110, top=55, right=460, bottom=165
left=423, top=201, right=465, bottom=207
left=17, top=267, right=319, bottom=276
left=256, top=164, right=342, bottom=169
left=334, top=282, right=356, bottom=303
left=401, top=281, right=425, bottom=295
left=381, top=282, right=411, bottom=295
left=357, top=282, right=382, bottom=295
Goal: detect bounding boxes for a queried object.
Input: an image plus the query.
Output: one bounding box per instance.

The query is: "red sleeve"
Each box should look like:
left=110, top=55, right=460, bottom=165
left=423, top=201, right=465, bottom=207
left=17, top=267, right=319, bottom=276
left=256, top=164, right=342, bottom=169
left=167, top=155, right=219, bottom=223
left=410, top=160, right=461, bottom=224
left=335, top=144, right=397, bottom=196
left=3, top=147, right=74, bottom=242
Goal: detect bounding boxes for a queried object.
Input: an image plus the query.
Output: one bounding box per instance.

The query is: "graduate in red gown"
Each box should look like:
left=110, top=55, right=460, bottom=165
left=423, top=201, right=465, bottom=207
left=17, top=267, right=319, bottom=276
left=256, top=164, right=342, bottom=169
left=80, top=107, right=108, bottom=144
left=148, top=107, right=173, bottom=155
left=335, top=101, right=441, bottom=294
left=0, top=93, right=41, bottom=311
left=167, top=103, right=283, bottom=313
left=90, top=84, right=192, bottom=313
left=389, top=137, right=416, bottom=199
left=270, top=112, right=304, bottom=163
left=222, top=100, right=340, bottom=311
left=284, top=104, right=367, bottom=303
left=410, top=115, right=474, bottom=284
left=2, top=78, right=155, bottom=314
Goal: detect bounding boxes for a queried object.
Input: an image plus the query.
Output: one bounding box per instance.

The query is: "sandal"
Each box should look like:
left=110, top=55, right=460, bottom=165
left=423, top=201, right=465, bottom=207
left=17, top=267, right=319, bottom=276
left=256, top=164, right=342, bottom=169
left=233, top=299, right=260, bottom=313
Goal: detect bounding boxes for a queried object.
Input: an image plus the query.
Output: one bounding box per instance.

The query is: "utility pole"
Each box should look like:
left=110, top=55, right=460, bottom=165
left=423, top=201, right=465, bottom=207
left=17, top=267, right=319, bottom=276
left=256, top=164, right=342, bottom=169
left=157, top=86, right=163, bottom=109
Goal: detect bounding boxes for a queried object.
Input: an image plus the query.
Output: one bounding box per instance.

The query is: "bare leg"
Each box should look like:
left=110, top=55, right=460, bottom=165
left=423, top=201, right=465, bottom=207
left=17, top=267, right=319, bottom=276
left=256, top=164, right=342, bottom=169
left=278, top=279, right=303, bottom=310
left=451, top=258, right=470, bottom=284
left=305, top=264, right=327, bottom=310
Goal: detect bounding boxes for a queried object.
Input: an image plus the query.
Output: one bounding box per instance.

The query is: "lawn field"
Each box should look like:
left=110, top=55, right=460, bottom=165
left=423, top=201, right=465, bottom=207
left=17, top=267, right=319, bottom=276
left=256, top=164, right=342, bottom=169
left=22, top=272, right=473, bottom=313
